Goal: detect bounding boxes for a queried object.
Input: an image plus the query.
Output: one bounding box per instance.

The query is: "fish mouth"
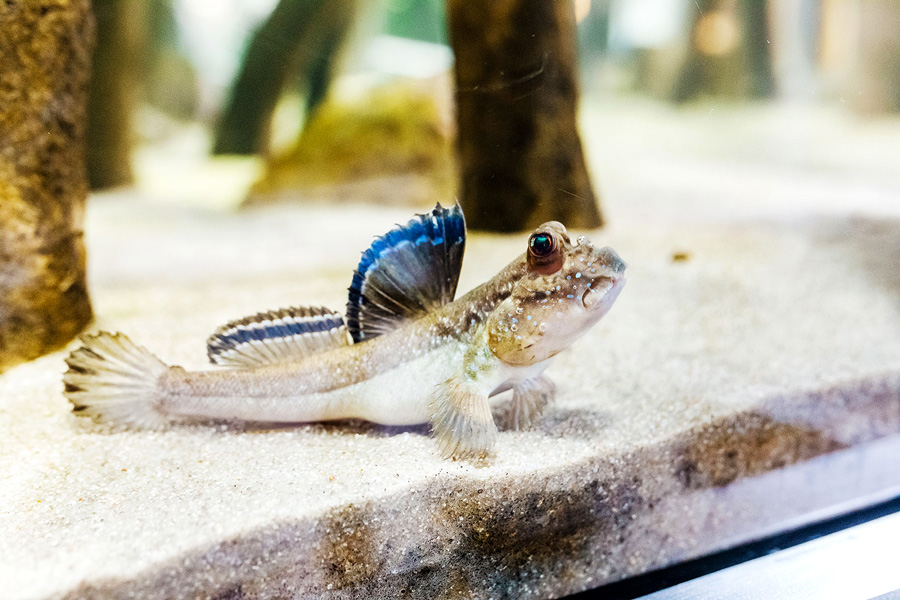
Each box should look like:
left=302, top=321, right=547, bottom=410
left=582, top=276, right=625, bottom=309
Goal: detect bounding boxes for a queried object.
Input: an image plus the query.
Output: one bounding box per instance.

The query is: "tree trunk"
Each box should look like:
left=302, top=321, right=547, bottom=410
left=738, top=0, right=775, bottom=98
left=849, top=0, right=900, bottom=114
left=86, top=0, right=145, bottom=189
left=143, top=0, right=199, bottom=120
left=447, top=0, right=602, bottom=232
left=212, top=0, right=358, bottom=156
left=0, top=0, right=95, bottom=371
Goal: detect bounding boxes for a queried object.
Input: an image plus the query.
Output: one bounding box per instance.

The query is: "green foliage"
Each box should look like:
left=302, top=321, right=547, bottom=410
left=383, top=0, right=447, bottom=44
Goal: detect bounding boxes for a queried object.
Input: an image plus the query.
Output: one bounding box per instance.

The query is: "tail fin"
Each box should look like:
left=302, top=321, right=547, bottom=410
left=63, top=332, right=171, bottom=428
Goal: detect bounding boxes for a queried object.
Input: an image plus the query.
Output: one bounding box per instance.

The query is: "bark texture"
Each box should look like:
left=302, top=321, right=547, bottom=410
left=0, top=0, right=94, bottom=371
left=447, top=0, right=602, bottom=232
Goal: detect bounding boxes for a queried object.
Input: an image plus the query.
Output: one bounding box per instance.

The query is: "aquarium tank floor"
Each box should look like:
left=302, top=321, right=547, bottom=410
left=3, top=101, right=900, bottom=599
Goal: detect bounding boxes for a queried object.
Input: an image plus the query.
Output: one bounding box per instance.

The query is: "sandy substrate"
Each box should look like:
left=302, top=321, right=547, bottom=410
left=3, top=104, right=900, bottom=599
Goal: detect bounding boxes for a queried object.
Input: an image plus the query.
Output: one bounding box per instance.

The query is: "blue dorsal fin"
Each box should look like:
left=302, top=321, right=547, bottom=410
left=207, top=306, right=349, bottom=367
left=346, top=203, right=466, bottom=343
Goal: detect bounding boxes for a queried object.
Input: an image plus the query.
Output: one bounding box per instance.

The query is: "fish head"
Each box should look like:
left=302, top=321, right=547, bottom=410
left=487, top=221, right=626, bottom=366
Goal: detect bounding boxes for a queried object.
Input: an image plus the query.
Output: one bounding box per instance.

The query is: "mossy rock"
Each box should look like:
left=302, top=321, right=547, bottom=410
left=247, top=78, right=455, bottom=207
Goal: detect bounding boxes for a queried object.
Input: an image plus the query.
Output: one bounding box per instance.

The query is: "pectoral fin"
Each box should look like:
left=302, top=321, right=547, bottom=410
left=431, top=377, right=497, bottom=459
left=499, top=375, right=555, bottom=431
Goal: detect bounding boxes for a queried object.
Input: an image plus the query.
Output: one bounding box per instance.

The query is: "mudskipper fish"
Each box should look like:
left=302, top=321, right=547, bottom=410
left=63, top=205, right=626, bottom=458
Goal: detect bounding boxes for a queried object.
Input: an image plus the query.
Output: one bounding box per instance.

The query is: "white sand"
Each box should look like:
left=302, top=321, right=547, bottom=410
left=3, top=104, right=900, bottom=598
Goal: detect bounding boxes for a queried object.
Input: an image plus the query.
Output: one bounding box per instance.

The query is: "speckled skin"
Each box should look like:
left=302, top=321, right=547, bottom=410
left=161, top=258, right=530, bottom=419
left=153, top=223, right=625, bottom=457
left=66, top=222, right=625, bottom=458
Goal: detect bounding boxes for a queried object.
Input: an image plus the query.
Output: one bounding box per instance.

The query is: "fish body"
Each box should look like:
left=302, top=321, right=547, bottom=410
left=64, top=205, right=626, bottom=458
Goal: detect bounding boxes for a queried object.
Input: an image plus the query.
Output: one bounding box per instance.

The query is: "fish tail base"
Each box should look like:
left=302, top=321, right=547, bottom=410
left=64, top=331, right=171, bottom=428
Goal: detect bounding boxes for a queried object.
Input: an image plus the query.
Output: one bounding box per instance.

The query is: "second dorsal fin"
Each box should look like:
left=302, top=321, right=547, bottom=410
left=207, top=306, right=349, bottom=367
left=346, top=203, right=466, bottom=343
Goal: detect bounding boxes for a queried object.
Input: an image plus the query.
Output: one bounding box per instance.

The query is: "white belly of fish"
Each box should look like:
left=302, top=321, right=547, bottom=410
left=165, top=341, right=469, bottom=426
left=333, top=342, right=469, bottom=425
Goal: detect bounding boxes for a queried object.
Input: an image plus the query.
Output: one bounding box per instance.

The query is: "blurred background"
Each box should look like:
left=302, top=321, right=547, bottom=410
left=5, top=6, right=900, bottom=593
left=87, top=0, right=900, bottom=217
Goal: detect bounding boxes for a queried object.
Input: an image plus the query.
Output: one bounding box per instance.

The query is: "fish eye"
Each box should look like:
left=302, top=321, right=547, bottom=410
left=527, top=231, right=563, bottom=274
left=529, top=233, right=555, bottom=257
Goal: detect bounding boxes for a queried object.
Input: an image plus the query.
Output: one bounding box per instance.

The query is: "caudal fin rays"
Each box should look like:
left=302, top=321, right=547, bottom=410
left=63, top=332, right=171, bottom=428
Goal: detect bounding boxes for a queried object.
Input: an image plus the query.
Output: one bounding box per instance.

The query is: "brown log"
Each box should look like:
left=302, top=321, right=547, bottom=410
left=0, top=1, right=95, bottom=371
left=447, top=0, right=603, bottom=232
left=849, top=0, right=900, bottom=115
left=86, top=0, right=146, bottom=190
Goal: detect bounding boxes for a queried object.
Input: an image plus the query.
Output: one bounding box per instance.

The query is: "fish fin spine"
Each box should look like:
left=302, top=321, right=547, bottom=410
left=207, top=306, right=349, bottom=367
left=347, top=203, right=466, bottom=343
